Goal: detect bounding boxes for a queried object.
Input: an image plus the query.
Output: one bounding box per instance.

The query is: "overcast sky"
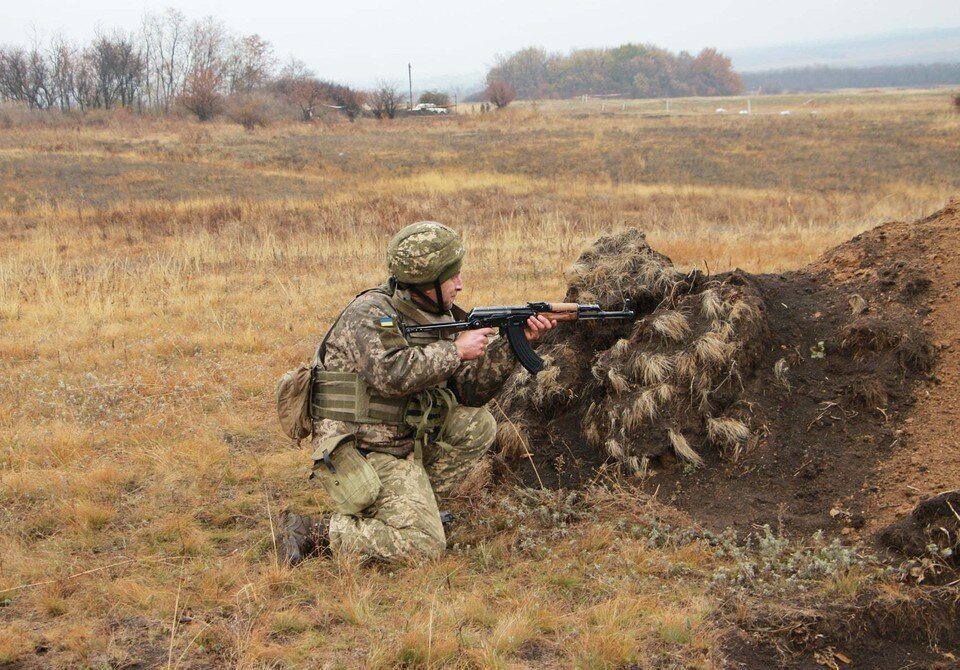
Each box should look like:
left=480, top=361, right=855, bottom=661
left=3, top=0, right=959, bottom=87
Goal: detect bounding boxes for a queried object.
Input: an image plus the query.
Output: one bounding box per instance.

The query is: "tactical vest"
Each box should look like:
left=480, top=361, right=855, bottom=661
left=309, top=285, right=462, bottom=459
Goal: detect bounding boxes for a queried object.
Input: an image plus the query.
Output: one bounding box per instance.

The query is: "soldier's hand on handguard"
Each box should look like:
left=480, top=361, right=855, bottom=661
left=523, top=314, right=556, bottom=343
left=455, top=327, right=495, bottom=360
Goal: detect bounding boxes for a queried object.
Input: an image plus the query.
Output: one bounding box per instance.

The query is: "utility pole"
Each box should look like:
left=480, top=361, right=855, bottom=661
left=408, top=63, right=413, bottom=110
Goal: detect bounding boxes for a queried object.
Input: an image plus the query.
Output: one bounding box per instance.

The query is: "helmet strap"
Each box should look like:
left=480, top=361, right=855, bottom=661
left=395, top=278, right=447, bottom=316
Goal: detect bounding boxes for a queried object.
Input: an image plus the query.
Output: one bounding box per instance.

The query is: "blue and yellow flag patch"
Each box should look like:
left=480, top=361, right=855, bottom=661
left=378, top=316, right=395, bottom=328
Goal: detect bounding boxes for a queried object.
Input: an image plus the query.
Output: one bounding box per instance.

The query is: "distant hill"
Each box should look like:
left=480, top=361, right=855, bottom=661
left=728, top=27, right=960, bottom=72
left=741, top=63, right=960, bottom=93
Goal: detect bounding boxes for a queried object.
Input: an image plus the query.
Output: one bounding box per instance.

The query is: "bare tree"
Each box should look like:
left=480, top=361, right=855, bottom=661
left=418, top=90, right=450, bottom=107
left=49, top=37, right=79, bottom=111
left=179, top=66, right=222, bottom=120
left=330, top=84, right=365, bottom=121
left=370, top=80, right=402, bottom=119
left=186, top=17, right=228, bottom=80
left=274, top=59, right=317, bottom=120
left=487, top=47, right=551, bottom=98
left=173, top=17, right=230, bottom=120
left=142, top=9, right=188, bottom=113
left=0, top=47, right=36, bottom=107
left=225, top=34, right=275, bottom=93
left=87, top=32, right=145, bottom=109
left=485, top=79, right=516, bottom=108
left=225, top=91, right=275, bottom=129
left=0, top=43, right=60, bottom=109
left=27, top=43, right=54, bottom=109
left=0, top=47, right=31, bottom=105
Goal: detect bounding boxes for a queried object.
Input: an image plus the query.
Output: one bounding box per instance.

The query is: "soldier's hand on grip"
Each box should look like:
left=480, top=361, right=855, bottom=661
left=523, top=314, right=556, bottom=343
left=455, top=328, right=495, bottom=361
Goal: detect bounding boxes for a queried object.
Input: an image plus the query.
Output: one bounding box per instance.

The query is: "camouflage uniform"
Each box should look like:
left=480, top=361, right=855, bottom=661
left=314, top=285, right=516, bottom=560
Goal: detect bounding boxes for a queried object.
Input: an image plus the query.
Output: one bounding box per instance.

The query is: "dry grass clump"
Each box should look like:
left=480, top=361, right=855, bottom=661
left=630, top=352, right=674, bottom=385
left=705, top=417, right=752, bottom=447
left=668, top=429, right=704, bottom=467
left=565, top=228, right=679, bottom=308
left=0, top=623, right=35, bottom=664
left=700, top=288, right=727, bottom=320
left=838, top=314, right=937, bottom=374
left=896, top=333, right=938, bottom=373
left=650, top=310, right=692, bottom=342
left=693, top=332, right=736, bottom=368
left=605, top=368, right=632, bottom=395
left=706, top=417, right=754, bottom=460
left=496, top=420, right=531, bottom=461
left=498, top=342, right=582, bottom=418
left=847, top=377, right=890, bottom=408
left=840, top=317, right=904, bottom=356
left=773, top=357, right=791, bottom=389
left=848, top=293, right=868, bottom=315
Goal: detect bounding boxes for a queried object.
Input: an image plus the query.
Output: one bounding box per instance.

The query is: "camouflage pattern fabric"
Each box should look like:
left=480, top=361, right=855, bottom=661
left=387, top=221, right=465, bottom=285
left=423, top=405, right=497, bottom=496
left=329, top=451, right=445, bottom=560
left=315, top=285, right=516, bottom=458
left=328, top=405, right=497, bottom=560
left=316, top=283, right=515, bottom=560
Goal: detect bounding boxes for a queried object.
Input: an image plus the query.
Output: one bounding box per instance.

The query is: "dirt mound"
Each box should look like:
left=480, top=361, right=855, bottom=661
left=879, top=490, right=960, bottom=581
left=499, top=201, right=960, bottom=545
left=727, top=584, right=960, bottom=668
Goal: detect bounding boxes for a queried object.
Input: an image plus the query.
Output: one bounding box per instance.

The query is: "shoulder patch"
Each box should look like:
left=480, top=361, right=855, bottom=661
left=378, top=316, right=396, bottom=328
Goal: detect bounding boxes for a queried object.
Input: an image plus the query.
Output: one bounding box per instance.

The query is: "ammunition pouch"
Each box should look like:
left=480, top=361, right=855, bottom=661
left=309, top=370, right=409, bottom=424
left=310, top=370, right=458, bottom=460
left=311, top=434, right=381, bottom=515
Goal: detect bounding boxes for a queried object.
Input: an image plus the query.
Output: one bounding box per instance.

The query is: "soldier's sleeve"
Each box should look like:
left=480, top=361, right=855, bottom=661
left=449, top=334, right=518, bottom=406
left=334, top=294, right=461, bottom=398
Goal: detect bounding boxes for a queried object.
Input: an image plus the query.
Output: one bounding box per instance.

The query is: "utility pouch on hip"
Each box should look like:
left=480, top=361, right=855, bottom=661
left=276, top=364, right=314, bottom=442
left=310, top=434, right=381, bottom=515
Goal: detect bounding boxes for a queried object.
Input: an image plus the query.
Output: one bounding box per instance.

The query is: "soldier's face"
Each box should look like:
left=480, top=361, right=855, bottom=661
left=422, top=272, right=462, bottom=310
left=438, top=272, right=463, bottom=309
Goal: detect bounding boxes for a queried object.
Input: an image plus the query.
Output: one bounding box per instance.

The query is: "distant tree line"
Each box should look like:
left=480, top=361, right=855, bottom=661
left=741, top=63, right=960, bottom=93
left=484, top=44, right=743, bottom=101
left=0, top=9, right=366, bottom=123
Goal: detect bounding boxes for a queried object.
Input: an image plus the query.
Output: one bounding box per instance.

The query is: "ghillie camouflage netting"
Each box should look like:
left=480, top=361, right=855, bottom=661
left=498, top=229, right=769, bottom=473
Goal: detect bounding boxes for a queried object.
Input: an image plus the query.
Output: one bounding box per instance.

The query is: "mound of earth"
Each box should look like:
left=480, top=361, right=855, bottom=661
left=498, top=200, right=960, bottom=550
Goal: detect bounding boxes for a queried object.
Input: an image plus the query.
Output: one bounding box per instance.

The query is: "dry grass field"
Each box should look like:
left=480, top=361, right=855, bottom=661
left=0, top=89, right=958, bottom=668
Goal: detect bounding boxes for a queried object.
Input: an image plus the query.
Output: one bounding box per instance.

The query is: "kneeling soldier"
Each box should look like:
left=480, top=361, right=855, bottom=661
left=280, top=221, right=554, bottom=563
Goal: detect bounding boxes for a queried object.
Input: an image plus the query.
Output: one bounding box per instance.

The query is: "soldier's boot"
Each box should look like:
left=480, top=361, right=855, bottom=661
left=278, top=510, right=331, bottom=566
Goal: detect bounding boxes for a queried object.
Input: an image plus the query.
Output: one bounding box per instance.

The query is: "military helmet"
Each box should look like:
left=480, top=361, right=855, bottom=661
left=387, top=221, right=464, bottom=287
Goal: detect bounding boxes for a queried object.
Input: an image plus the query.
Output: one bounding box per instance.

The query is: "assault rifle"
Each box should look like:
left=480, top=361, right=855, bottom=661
left=403, top=301, right=634, bottom=374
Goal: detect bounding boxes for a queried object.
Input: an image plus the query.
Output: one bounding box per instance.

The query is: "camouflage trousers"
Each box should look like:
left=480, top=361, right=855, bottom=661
left=328, top=405, right=496, bottom=561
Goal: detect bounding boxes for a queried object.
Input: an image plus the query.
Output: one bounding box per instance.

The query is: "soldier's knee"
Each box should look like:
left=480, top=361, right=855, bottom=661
left=446, top=406, right=497, bottom=452
left=417, top=531, right=447, bottom=559
left=395, top=520, right=446, bottom=559
left=472, top=407, right=497, bottom=451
